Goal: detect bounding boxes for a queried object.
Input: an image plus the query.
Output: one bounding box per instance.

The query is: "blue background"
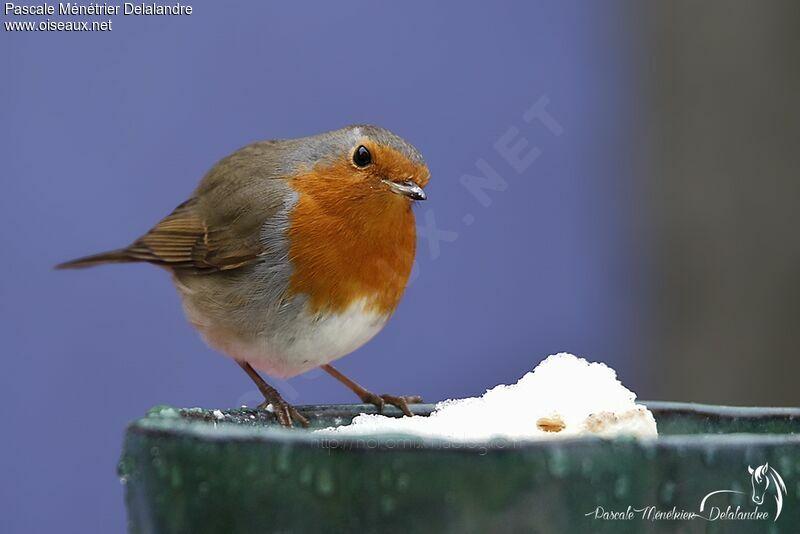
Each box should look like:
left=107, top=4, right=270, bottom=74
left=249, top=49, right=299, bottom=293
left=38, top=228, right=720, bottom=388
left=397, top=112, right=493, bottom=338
left=2, top=2, right=640, bottom=532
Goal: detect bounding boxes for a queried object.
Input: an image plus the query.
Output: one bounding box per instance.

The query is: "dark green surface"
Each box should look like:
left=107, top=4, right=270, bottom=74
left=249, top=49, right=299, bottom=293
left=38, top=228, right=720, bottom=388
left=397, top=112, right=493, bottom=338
left=120, top=402, right=800, bottom=534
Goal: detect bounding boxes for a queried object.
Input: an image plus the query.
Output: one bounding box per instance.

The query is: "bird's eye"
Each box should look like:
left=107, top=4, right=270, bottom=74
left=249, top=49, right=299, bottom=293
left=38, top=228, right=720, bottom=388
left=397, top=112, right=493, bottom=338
left=353, top=145, right=372, bottom=167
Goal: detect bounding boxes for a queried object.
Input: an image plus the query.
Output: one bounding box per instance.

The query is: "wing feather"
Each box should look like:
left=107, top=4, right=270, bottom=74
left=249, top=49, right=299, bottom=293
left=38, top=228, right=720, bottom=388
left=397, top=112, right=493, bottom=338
left=57, top=140, right=292, bottom=273
left=124, top=198, right=266, bottom=272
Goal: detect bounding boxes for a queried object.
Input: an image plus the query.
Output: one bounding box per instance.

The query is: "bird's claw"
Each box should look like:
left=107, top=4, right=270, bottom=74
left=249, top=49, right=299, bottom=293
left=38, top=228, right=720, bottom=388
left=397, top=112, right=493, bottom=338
left=360, top=392, right=423, bottom=417
left=257, top=398, right=309, bottom=428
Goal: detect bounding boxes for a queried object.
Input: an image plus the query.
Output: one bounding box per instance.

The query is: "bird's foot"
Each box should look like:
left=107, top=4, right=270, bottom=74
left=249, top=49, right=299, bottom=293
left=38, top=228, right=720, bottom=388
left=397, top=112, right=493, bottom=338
left=257, top=396, right=309, bottom=428
left=319, top=364, right=422, bottom=417
left=359, top=391, right=423, bottom=417
left=238, top=360, right=309, bottom=428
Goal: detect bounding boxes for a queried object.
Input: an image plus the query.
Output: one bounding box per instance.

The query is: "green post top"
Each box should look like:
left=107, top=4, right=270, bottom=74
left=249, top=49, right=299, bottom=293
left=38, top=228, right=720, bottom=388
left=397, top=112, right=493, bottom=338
left=120, top=402, right=800, bottom=533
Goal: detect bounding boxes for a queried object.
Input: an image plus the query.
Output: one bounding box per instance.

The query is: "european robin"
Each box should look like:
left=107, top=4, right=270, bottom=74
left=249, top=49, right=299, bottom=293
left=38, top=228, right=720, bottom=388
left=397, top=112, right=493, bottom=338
left=58, top=125, right=429, bottom=427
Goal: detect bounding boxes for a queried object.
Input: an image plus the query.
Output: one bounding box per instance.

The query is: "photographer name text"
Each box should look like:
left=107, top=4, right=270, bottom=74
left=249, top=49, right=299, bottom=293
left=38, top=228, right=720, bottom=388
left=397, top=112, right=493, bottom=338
left=4, top=2, right=192, bottom=31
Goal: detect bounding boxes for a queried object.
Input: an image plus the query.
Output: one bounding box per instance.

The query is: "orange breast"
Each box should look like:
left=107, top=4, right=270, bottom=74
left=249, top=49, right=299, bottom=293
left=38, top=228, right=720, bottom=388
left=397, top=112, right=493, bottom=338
left=285, top=160, right=417, bottom=315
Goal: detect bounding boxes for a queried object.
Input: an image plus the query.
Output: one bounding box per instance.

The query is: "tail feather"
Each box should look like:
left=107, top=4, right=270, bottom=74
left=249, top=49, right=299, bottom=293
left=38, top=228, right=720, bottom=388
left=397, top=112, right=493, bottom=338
left=55, top=249, right=136, bottom=270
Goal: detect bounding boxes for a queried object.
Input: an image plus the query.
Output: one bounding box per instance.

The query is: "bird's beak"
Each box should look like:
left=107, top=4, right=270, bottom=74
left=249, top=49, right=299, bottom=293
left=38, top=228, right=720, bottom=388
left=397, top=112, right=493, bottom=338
left=382, top=179, right=427, bottom=201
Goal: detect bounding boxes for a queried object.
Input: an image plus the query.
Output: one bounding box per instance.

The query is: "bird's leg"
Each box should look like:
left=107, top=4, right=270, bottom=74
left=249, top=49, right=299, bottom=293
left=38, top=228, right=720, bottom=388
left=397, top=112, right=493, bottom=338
left=237, top=361, right=309, bottom=428
left=321, top=364, right=423, bottom=417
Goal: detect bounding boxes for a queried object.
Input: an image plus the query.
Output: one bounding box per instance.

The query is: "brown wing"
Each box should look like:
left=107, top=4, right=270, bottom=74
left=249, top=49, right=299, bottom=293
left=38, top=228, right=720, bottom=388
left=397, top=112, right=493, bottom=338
left=57, top=197, right=269, bottom=273
left=122, top=197, right=266, bottom=272
left=56, top=140, right=289, bottom=273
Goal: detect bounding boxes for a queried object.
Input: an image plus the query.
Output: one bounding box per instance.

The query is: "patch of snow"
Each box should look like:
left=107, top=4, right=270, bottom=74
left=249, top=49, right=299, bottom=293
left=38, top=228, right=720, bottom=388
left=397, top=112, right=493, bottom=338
left=317, top=353, right=657, bottom=442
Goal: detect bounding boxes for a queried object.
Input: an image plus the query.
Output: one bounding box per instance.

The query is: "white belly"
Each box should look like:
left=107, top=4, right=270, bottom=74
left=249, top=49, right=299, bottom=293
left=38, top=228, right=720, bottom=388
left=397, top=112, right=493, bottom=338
left=194, top=298, right=389, bottom=379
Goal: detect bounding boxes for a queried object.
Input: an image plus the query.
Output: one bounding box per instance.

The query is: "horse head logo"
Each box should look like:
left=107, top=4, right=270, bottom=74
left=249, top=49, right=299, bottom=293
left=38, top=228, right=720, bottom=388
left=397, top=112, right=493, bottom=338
left=748, top=463, right=787, bottom=519
left=700, top=462, right=788, bottom=522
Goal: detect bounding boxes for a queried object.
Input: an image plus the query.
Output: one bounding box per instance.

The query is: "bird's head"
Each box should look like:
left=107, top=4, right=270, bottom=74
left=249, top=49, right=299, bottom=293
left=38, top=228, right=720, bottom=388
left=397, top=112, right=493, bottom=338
left=290, top=125, right=429, bottom=206
left=343, top=125, right=429, bottom=201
